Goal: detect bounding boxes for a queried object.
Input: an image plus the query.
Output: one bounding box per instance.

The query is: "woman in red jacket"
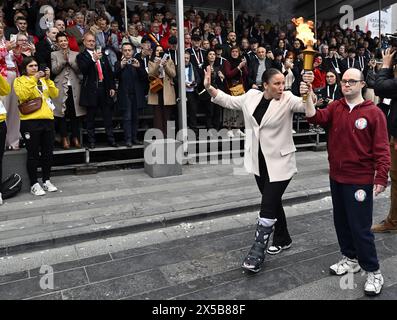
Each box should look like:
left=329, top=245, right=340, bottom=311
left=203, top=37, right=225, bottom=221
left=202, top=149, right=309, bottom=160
left=222, top=46, right=248, bottom=137
left=312, top=55, right=326, bottom=91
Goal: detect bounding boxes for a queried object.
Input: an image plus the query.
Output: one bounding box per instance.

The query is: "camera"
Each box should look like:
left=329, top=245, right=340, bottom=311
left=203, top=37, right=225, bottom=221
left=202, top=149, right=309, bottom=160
left=127, top=59, right=132, bottom=64
left=39, top=64, right=47, bottom=72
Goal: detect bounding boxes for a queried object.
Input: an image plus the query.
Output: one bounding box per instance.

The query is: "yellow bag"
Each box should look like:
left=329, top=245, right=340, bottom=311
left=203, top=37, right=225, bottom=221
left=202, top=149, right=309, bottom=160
left=229, top=83, right=245, bottom=96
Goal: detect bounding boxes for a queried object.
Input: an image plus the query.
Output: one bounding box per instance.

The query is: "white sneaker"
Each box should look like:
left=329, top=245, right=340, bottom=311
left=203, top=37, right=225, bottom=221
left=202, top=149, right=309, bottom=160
left=31, top=183, right=46, bottom=196
left=227, top=130, right=235, bottom=138
left=267, top=243, right=292, bottom=255
left=364, top=271, right=384, bottom=296
left=43, top=180, right=58, bottom=192
left=329, top=256, right=361, bottom=276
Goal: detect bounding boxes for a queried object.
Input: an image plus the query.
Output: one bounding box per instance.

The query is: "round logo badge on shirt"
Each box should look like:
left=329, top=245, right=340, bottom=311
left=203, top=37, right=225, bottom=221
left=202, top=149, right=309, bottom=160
left=355, top=118, right=368, bottom=130
left=355, top=189, right=367, bottom=202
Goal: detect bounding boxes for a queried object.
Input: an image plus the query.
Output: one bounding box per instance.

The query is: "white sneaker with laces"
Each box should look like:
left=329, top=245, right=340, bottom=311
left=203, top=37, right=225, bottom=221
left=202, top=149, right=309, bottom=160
left=31, top=183, right=46, bottom=196
left=43, top=180, right=58, bottom=192
left=364, top=271, right=384, bottom=296
left=329, top=256, right=361, bottom=275
left=227, top=130, right=235, bottom=138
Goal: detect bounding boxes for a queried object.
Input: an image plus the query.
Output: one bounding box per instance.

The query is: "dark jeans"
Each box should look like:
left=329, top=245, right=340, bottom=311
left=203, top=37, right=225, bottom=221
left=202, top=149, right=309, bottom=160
left=330, top=179, right=379, bottom=272
left=186, top=91, right=199, bottom=131
left=255, top=148, right=292, bottom=246
left=204, top=99, right=221, bottom=130
left=122, top=93, right=139, bottom=143
left=86, top=85, right=115, bottom=144
left=0, top=121, right=6, bottom=183
left=57, top=86, right=81, bottom=139
left=20, top=120, right=54, bottom=186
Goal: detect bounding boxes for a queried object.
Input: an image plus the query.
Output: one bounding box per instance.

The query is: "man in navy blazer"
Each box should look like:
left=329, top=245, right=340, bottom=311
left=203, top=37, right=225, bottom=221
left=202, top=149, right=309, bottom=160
left=76, top=31, right=117, bottom=149
left=114, top=43, right=148, bottom=147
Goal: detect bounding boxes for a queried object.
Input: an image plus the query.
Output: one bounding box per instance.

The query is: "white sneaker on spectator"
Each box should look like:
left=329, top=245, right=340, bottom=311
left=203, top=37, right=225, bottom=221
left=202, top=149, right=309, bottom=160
left=31, top=183, right=46, bottom=196
left=364, top=270, right=384, bottom=296
left=227, top=130, right=235, bottom=138
left=43, top=180, right=58, bottom=192
left=329, top=256, right=361, bottom=276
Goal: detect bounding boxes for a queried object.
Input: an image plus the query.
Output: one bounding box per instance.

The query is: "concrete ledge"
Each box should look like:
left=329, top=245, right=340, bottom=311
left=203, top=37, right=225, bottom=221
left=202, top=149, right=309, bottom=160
left=144, top=139, right=183, bottom=178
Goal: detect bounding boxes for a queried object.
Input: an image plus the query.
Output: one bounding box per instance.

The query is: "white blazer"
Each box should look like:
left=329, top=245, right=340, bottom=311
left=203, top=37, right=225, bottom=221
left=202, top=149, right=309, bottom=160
left=212, top=89, right=306, bottom=182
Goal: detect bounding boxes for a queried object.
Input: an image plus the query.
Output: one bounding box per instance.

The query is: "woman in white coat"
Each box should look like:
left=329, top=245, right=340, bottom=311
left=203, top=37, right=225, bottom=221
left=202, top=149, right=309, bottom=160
left=204, top=67, right=315, bottom=273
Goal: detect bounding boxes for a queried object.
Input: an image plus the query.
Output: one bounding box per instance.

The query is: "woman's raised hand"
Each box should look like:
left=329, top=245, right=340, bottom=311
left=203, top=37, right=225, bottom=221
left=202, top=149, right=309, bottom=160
left=204, top=65, right=212, bottom=90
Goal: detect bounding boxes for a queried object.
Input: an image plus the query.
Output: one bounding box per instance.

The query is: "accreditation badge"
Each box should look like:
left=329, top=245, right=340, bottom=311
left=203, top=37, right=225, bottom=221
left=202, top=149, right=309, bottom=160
left=355, top=118, right=368, bottom=130
left=355, top=190, right=367, bottom=202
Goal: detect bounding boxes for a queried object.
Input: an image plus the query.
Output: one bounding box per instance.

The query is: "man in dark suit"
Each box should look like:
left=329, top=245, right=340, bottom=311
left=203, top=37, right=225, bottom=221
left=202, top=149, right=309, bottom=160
left=114, top=43, right=148, bottom=147
left=35, top=27, right=59, bottom=71
left=76, top=31, right=118, bottom=149
left=248, top=46, right=275, bottom=90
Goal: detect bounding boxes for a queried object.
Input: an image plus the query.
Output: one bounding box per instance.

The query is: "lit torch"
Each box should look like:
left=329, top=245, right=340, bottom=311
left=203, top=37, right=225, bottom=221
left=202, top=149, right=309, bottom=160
left=292, top=17, right=317, bottom=102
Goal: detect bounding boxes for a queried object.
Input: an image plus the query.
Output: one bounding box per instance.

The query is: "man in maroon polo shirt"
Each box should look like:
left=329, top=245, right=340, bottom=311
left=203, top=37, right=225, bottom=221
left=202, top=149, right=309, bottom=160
left=301, top=68, right=391, bottom=297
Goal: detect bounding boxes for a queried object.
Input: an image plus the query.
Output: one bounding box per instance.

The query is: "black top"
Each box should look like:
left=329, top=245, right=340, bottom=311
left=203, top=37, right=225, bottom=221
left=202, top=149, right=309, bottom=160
left=253, top=97, right=272, bottom=126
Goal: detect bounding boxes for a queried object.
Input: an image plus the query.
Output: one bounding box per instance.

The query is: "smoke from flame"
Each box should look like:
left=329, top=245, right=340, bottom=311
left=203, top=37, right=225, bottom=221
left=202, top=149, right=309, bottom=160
left=292, top=17, right=316, bottom=47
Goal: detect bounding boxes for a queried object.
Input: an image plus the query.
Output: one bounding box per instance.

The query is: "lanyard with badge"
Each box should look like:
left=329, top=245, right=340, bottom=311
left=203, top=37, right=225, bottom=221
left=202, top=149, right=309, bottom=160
left=192, top=49, right=203, bottom=68
left=327, top=84, right=338, bottom=100
left=332, top=58, right=341, bottom=74
left=358, top=56, right=365, bottom=71
left=37, top=79, right=56, bottom=111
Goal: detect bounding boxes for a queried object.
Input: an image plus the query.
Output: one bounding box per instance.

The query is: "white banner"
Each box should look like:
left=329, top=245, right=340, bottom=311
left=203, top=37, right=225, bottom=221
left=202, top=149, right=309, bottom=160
left=364, top=7, right=392, bottom=35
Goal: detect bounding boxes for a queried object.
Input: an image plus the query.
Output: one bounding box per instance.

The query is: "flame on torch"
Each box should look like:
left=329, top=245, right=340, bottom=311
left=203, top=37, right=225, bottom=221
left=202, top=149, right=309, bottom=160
left=292, top=17, right=316, bottom=47
left=292, top=17, right=317, bottom=103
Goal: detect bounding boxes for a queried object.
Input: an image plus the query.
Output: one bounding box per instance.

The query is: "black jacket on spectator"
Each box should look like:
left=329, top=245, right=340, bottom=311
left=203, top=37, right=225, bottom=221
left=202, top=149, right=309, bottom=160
left=341, top=57, right=361, bottom=75
left=114, top=61, right=148, bottom=111
left=187, top=47, right=207, bottom=70
left=76, top=49, right=116, bottom=107
left=35, top=38, right=57, bottom=70
left=248, top=57, right=275, bottom=88
left=134, top=53, right=150, bottom=95
left=374, top=68, right=397, bottom=138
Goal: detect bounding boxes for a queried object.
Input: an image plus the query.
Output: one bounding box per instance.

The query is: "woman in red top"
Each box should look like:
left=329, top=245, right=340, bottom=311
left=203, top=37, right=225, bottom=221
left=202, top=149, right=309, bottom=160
left=312, top=55, right=326, bottom=90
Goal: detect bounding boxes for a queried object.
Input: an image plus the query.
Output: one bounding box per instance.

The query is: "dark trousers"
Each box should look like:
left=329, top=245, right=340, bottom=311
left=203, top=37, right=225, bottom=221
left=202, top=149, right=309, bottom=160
left=205, top=100, right=221, bottom=130
left=186, top=91, right=198, bottom=131
left=255, top=148, right=292, bottom=246
left=86, top=85, right=115, bottom=144
left=57, top=86, right=81, bottom=139
left=0, top=121, right=6, bottom=183
left=153, top=105, right=172, bottom=138
left=20, top=120, right=54, bottom=186
left=330, top=179, right=379, bottom=272
left=122, top=93, right=139, bottom=143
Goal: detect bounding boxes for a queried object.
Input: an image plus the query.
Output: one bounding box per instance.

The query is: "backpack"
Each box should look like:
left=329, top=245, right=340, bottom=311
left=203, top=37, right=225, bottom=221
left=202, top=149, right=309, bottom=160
left=1, top=173, right=22, bottom=200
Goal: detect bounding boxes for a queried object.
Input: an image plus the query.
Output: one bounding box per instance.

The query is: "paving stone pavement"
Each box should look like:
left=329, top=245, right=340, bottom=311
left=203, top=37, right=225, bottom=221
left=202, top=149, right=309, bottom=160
left=0, top=151, right=330, bottom=254
left=0, top=195, right=395, bottom=301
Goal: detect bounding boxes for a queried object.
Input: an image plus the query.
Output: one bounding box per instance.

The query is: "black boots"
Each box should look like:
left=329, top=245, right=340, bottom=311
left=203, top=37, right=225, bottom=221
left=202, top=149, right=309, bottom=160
left=242, top=222, right=274, bottom=273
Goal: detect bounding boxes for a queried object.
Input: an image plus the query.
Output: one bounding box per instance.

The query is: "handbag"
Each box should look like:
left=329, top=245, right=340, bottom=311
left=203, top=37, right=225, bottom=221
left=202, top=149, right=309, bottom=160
left=229, top=82, right=245, bottom=97
left=18, top=97, right=42, bottom=115
left=149, top=76, right=163, bottom=94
